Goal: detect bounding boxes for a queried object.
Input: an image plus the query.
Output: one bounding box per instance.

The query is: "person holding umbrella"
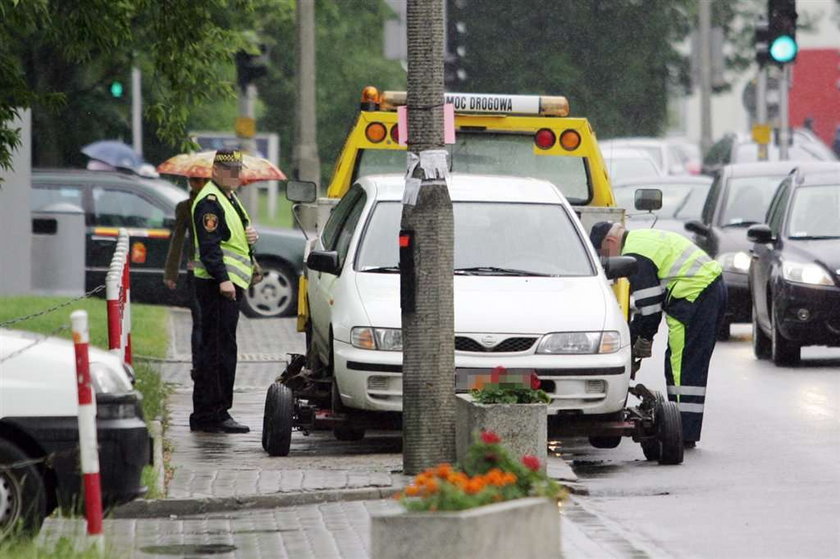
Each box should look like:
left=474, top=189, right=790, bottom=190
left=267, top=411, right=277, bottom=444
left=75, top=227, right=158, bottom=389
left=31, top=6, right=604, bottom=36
left=189, top=149, right=258, bottom=433
left=163, top=176, right=209, bottom=380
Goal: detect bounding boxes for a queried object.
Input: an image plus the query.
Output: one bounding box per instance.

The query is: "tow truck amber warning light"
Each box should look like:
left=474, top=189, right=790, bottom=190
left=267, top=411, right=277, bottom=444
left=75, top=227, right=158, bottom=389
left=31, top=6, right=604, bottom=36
left=376, top=89, right=570, bottom=117
left=559, top=129, right=581, bottom=151
left=365, top=122, right=387, bottom=143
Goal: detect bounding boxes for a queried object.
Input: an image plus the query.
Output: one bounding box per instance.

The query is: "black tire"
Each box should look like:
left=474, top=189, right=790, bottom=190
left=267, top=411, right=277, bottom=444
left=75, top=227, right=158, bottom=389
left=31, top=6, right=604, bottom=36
left=656, top=401, right=684, bottom=465
left=771, top=309, right=800, bottom=366
left=334, top=425, right=366, bottom=441
left=241, top=260, right=297, bottom=318
left=752, top=303, right=771, bottom=359
left=588, top=436, right=621, bottom=449
left=716, top=319, right=731, bottom=341
left=641, top=391, right=665, bottom=461
left=0, top=439, right=47, bottom=538
left=263, top=382, right=295, bottom=457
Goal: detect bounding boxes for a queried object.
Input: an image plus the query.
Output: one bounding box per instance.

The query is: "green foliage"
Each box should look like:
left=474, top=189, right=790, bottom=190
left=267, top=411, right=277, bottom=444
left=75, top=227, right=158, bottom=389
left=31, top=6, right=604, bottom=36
left=398, top=431, right=563, bottom=512
left=0, top=537, right=106, bottom=559
left=470, top=368, right=550, bottom=404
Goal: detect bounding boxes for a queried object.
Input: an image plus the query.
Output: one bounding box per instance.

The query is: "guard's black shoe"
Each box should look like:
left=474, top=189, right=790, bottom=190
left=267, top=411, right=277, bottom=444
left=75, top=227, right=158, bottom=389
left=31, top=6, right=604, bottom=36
left=218, top=417, right=250, bottom=433
left=684, top=441, right=697, bottom=449
left=190, top=421, right=222, bottom=433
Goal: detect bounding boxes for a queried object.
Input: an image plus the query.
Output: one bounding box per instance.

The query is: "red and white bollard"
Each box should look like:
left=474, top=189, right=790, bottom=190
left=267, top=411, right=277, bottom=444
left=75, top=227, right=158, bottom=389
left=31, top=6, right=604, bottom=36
left=70, top=310, right=104, bottom=550
left=106, top=229, right=132, bottom=364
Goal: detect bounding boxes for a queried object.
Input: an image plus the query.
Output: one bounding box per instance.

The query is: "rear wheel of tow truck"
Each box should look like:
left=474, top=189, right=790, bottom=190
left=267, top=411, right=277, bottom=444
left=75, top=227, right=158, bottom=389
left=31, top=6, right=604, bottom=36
left=0, top=439, right=47, bottom=538
left=656, top=400, right=684, bottom=465
left=641, top=391, right=665, bottom=461
left=263, top=382, right=294, bottom=457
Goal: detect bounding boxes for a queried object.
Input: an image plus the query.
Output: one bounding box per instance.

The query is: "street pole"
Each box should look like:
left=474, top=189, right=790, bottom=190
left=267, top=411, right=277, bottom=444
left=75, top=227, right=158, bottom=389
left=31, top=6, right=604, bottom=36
left=756, top=66, right=768, bottom=161
left=131, top=67, right=142, bottom=157
left=698, top=0, right=713, bottom=155
left=238, top=83, right=259, bottom=219
left=401, top=0, right=455, bottom=475
left=294, top=0, right=321, bottom=188
left=778, top=64, right=791, bottom=160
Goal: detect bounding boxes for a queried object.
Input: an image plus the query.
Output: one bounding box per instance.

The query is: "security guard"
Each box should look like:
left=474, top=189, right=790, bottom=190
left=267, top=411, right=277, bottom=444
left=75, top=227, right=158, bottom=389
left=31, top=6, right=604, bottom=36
left=590, top=222, right=726, bottom=448
left=190, top=149, right=258, bottom=433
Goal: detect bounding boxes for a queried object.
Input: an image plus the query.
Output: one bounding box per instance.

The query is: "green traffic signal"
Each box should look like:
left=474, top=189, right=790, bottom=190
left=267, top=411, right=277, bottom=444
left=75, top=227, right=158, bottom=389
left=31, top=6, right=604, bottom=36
left=769, top=35, right=797, bottom=64
left=109, top=81, right=124, bottom=98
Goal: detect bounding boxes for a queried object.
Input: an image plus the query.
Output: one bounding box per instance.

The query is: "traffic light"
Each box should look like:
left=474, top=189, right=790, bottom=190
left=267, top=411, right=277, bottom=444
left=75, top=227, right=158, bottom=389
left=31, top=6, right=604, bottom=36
left=767, top=0, right=798, bottom=65
left=445, top=1, right=468, bottom=89
left=754, top=16, right=770, bottom=66
left=109, top=80, right=124, bottom=98
left=235, top=45, right=268, bottom=91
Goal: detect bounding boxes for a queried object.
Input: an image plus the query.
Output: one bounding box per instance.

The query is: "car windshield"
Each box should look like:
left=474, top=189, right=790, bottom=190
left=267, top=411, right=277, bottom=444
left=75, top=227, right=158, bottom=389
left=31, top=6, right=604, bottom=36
left=719, top=175, right=784, bottom=226
left=356, top=201, right=595, bottom=277
left=615, top=182, right=707, bottom=220
left=355, top=133, right=590, bottom=204
left=787, top=184, right=840, bottom=239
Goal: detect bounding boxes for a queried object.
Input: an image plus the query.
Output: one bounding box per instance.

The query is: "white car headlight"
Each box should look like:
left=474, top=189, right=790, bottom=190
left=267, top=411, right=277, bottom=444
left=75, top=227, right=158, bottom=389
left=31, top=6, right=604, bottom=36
left=716, top=251, right=751, bottom=273
left=89, top=361, right=133, bottom=394
left=781, top=260, right=834, bottom=286
left=351, top=327, right=403, bottom=351
left=536, top=331, right=621, bottom=354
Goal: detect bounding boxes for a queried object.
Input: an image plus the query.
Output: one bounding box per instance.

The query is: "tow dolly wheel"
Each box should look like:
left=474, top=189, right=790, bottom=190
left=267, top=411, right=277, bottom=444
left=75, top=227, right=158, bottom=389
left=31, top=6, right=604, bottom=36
left=656, top=400, right=684, bottom=465
left=640, top=391, right=665, bottom=461
left=263, top=382, right=294, bottom=457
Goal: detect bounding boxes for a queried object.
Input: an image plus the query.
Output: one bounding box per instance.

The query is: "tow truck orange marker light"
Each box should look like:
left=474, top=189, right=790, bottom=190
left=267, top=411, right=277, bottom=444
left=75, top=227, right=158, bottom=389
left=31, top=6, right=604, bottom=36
left=360, top=86, right=381, bottom=110
left=559, top=129, right=581, bottom=151
left=366, top=122, right=387, bottom=143
left=535, top=128, right=556, bottom=150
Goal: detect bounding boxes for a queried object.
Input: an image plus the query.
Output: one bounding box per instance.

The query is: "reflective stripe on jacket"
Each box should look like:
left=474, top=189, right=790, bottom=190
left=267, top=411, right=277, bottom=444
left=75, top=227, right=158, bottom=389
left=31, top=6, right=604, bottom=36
left=192, top=182, right=253, bottom=289
left=623, top=229, right=721, bottom=303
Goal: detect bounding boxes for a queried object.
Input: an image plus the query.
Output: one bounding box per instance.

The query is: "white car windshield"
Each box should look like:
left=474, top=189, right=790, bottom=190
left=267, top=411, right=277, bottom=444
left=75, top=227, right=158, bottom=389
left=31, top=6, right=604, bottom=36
left=355, top=133, right=590, bottom=204
left=356, top=201, right=595, bottom=277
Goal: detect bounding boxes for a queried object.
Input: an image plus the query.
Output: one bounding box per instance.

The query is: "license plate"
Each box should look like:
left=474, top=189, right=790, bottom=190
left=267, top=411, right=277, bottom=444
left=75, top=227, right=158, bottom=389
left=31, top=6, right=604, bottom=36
left=455, top=368, right=532, bottom=392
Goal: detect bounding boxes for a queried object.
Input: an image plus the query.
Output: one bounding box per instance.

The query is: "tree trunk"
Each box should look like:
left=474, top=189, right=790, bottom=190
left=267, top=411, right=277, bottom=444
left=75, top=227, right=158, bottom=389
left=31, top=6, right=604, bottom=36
left=401, top=0, right=455, bottom=475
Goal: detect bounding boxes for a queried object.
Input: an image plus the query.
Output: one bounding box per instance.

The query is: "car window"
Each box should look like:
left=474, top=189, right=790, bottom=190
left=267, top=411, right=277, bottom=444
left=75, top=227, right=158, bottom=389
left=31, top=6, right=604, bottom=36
left=701, top=175, right=722, bottom=223
left=355, top=133, right=591, bottom=204
left=718, top=176, right=784, bottom=226
left=787, top=184, right=840, bottom=238
left=92, top=187, right=166, bottom=228
left=321, top=185, right=364, bottom=250
left=604, top=158, right=659, bottom=182
left=356, top=201, right=595, bottom=277
left=333, top=191, right=367, bottom=266
left=766, top=180, right=790, bottom=235
left=31, top=185, right=84, bottom=211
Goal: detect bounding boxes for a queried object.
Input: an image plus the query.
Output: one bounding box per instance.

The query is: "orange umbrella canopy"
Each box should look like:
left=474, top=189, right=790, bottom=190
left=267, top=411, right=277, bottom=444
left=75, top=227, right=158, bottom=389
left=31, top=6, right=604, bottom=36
left=156, top=151, right=286, bottom=184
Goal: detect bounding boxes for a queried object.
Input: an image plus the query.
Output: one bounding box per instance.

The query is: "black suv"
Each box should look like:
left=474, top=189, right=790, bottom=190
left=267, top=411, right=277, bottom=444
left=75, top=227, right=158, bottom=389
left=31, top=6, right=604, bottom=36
left=30, top=169, right=305, bottom=317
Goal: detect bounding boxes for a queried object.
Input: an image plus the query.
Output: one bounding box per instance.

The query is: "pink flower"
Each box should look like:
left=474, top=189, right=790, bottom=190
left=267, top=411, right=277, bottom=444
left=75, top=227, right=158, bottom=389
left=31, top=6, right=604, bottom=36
left=521, top=454, right=541, bottom=471
left=530, top=372, right=541, bottom=390
left=480, top=430, right=501, bottom=444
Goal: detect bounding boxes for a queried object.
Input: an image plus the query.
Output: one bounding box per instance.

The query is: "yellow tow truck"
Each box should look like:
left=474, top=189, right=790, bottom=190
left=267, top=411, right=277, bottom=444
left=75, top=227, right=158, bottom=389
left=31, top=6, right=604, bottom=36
left=296, top=86, right=629, bottom=330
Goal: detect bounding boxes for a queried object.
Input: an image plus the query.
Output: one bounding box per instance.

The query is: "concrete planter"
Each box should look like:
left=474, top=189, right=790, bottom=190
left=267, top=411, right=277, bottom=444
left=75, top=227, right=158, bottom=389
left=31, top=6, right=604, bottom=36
left=370, top=497, right=560, bottom=559
left=455, top=394, right=548, bottom=471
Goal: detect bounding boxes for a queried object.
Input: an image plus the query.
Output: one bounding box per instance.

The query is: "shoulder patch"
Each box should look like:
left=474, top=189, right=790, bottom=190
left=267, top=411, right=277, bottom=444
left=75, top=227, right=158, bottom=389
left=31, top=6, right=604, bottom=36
left=203, top=213, right=219, bottom=232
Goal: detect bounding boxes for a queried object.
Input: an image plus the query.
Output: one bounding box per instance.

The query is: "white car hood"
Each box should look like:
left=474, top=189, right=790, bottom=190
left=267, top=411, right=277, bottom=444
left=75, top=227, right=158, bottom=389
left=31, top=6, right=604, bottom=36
left=354, top=274, right=608, bottom=333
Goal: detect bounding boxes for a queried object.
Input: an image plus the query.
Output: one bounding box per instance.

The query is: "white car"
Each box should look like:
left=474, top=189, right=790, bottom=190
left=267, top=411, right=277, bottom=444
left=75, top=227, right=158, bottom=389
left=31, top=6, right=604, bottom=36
left=0, top=328, right=149, bottom=536
left=304, top=173, right=633, bottom=420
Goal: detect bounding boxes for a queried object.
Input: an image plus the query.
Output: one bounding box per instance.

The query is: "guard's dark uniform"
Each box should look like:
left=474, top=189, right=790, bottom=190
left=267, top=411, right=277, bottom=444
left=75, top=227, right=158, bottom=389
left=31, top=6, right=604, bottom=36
left=190, top=181, right=252, bottom=429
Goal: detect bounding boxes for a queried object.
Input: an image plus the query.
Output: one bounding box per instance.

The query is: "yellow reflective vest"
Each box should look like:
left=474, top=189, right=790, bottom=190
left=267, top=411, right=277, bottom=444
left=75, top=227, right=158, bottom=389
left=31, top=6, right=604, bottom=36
left=192, top=182, right=253, bottom=289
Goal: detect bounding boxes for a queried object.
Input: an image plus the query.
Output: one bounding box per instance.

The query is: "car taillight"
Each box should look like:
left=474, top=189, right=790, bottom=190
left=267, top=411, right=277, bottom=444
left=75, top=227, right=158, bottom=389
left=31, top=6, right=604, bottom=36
left=534, top=128, right=556, bottom=149
left=559, top=129, right=581, bottom=151
left=366, top=122, right=387, bottom=143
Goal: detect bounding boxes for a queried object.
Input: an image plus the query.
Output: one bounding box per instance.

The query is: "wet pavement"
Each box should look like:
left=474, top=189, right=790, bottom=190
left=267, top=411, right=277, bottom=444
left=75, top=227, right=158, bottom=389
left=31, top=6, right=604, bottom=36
left=35, top=309, right=649, bottom=557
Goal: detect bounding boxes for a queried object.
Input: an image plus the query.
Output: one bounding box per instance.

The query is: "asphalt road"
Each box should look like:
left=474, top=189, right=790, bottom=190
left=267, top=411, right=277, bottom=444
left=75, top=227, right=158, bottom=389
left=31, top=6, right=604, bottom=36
left=560, top=323, right=840, bottom=558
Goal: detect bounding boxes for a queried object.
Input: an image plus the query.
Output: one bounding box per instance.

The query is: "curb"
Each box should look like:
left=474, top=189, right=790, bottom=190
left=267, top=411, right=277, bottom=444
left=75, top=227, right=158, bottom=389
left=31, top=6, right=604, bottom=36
left=112, top=486, right=404, bottom=519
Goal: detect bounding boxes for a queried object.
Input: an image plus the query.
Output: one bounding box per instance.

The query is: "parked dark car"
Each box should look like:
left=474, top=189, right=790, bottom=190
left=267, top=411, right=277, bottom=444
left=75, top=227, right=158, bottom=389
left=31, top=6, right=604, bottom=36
left=30, top=169, right=305, bottom=317
left=748, top=163, right=840, bottom=365
left=613, top=175, right=712, bottom=237
left=684, top=162, right=806, bottom=339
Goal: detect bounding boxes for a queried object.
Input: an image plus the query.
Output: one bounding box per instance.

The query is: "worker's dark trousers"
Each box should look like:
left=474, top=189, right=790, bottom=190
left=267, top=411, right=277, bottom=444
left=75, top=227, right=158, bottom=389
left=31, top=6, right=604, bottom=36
left=663, top=276, right=727, bottom=442
left=191, top=278, right=242, bottom=426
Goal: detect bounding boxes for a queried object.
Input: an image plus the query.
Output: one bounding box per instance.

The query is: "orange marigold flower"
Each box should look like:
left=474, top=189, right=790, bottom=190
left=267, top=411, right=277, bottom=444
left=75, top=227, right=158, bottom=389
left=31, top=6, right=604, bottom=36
left=503, top=472, right=517, bottom=484
left=404, top=485, right=420, bottom=496
left=465, top=478, right=485, bottom=495
left=480, top=430, right=501, bottom=444
left=435, top=463, right=453, bottom=478
left=425, top=478, right=439, bottom=493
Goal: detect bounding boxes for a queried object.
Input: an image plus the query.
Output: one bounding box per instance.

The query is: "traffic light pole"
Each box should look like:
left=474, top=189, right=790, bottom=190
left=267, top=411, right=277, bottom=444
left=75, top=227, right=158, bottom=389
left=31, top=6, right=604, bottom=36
left=238, top=83, right=259, bottom=218
left=131, top=67, right=142, bottom=156
left=756, top=66, right=768, bottom=161
left=778, top=64, right=791, bottom=160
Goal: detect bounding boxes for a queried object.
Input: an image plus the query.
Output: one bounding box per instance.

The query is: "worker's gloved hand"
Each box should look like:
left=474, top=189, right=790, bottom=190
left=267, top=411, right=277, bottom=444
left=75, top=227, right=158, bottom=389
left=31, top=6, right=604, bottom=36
left=632, top=337, right=653, bottom=359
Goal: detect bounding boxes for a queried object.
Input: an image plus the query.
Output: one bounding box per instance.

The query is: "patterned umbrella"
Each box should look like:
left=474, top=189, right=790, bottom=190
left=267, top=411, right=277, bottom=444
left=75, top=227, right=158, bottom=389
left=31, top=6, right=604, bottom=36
left=156, top=150, right=286, bottom=184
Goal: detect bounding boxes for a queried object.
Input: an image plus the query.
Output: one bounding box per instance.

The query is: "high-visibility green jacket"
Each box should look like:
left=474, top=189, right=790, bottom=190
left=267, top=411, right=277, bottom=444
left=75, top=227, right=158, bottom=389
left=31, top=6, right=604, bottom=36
left=192, top=182, right=253, bottom=289
left=622, top=229, right=721, bottom=340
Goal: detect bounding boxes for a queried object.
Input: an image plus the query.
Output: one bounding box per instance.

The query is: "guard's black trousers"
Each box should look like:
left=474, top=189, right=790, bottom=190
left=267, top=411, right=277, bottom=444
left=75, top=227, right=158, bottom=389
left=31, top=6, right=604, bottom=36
left=191, top=278, right=242, bottom=425
left=663, top=276, right=727, bottom=442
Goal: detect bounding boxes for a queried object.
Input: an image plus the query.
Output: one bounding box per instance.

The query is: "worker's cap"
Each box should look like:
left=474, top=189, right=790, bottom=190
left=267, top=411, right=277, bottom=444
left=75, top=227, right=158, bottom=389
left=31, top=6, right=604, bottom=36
left=589, top=221, right=615, bottom=250
left=213, top=149, right=244, bottom=168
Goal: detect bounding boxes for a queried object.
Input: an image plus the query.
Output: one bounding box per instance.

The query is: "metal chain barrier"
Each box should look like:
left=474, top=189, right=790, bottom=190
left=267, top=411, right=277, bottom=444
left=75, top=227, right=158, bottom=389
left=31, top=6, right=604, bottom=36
left=0, top=284, right=106, bottom=329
